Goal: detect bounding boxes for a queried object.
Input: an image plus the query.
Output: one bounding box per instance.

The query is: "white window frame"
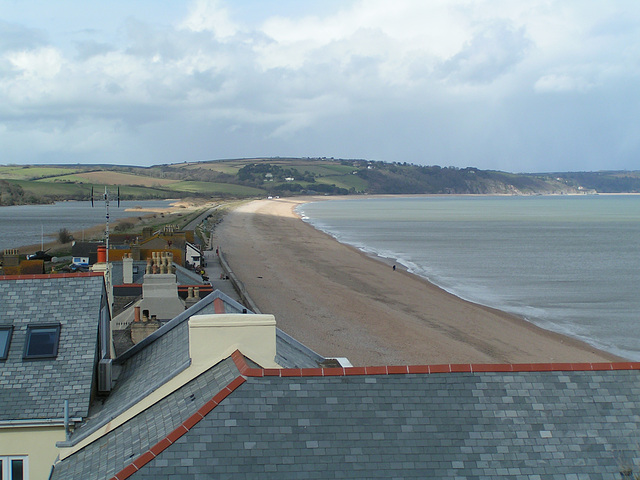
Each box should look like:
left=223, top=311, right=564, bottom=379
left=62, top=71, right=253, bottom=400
left=0, top=455, right=29, bottom=480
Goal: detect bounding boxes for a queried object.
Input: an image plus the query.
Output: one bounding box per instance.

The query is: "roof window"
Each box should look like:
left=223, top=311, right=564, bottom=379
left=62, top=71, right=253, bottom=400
left=23, top=324, right=61, bottom=359
left=0, top=326, right=12, bottom=360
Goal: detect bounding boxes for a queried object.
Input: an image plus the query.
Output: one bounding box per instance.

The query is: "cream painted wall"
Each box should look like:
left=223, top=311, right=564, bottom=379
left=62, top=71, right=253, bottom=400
left=0, top=426, right=65, bottom=480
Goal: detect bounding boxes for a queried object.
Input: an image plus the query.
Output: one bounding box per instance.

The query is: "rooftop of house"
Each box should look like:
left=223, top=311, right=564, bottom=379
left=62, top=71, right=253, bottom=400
left=0, top=273, right=108, bottom=423
left=110, top=260, right=205, bottom=286
left=13, top=273, right=637, bottom=479
left=55, top=290, right=325, bottom=451
left=52, top=353, right=640, bottom=480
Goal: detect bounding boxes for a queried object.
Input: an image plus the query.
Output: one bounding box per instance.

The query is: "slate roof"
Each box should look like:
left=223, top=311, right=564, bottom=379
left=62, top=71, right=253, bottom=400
left=0, top=273, right=107, bottom=421
left=51, top=357, right=240, bottom=480
left=52, top=356, right=640, bottom=480
left=63, top=289, right=325, bottom=448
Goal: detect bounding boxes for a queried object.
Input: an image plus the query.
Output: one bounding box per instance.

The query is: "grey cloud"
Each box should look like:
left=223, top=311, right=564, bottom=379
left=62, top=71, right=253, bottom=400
left=0, top=20, right=46, bottom=52
left=74, top=40, right=117, bottom=60
left=438, top=21, right=531, bottom=85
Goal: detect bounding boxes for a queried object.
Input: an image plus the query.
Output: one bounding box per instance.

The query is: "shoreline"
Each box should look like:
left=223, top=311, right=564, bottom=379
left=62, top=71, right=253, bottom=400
left=214, top=196, right=623, bottom=366
left=6, top=199, right=213, bottom=256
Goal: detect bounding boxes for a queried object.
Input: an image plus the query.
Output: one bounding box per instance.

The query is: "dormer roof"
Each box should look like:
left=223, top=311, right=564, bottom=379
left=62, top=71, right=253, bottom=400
left=0, top=273, right=108, bottom=423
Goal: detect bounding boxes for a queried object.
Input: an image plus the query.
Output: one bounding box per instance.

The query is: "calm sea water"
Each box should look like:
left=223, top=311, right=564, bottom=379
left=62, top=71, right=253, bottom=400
left=298, top=195, right=640, bottom=360
left=0, top=200, right=174, bottom=251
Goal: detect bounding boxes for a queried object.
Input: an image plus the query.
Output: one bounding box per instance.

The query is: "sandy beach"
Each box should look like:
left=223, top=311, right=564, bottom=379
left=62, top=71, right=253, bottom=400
left=214, top=197, right=622, bottom=366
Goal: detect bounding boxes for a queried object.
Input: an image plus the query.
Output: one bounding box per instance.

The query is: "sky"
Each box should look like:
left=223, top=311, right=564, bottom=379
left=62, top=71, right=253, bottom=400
left=1, top=1, right=639, bottom=173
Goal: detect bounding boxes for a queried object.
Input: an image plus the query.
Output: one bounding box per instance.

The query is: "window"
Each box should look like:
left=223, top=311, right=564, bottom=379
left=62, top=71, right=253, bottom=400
left=0, top=326, right=12, bottom=360
left=23, top=324, right=61, bottom=359
left=0, top=455, right=28, bottom=480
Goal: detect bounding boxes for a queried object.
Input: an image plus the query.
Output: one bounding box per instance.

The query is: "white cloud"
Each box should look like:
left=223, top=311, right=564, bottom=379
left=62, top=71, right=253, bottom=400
left=534, top=73, right=593, bottom=93
left=0, top=0, right=639, bottom=171
left=179, top=0, right=238, bottom=38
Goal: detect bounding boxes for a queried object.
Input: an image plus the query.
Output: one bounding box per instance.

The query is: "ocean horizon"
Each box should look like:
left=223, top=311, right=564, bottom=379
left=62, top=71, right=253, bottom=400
left=298, top=195, right=640, bottom=361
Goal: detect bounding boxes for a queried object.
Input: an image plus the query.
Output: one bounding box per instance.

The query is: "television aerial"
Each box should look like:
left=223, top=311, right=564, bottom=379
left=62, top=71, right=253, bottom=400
left=91, top=186, right=120, bottom=263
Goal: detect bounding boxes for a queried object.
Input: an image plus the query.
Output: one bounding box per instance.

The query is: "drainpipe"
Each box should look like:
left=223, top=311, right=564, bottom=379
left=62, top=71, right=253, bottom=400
left=64, top=400, right=70, bottom=441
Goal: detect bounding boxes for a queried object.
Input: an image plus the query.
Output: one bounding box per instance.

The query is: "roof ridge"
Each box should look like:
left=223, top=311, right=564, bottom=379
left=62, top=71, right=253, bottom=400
left=106, top=375, right=246, bottom=480
left=231, top=351, right=640, bottom=376
left=0, top=272, right=104, bottom=280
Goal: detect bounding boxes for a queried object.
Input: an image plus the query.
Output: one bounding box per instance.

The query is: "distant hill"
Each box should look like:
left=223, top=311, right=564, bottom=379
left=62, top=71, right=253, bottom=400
left=1, top=158, right=639, bottom=205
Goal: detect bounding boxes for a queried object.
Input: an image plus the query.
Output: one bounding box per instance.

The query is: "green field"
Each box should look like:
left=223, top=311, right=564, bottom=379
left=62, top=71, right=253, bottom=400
left=8, top=179, right=174, bottom=199
left=315, top=174, right=368, bottom=191
left=166, top=181, right=266, bottom=196
left=0, top=166, right=85, bottom=180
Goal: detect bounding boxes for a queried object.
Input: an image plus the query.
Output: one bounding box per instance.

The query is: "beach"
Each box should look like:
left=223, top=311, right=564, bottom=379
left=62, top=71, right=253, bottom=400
left=214, top=197, right=622, bottom=366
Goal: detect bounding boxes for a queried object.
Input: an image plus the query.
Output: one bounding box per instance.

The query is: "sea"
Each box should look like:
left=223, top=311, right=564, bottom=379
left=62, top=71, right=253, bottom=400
left=297, top=195, right=640, bottom=361
left=0, top=200, right=174, bottom=252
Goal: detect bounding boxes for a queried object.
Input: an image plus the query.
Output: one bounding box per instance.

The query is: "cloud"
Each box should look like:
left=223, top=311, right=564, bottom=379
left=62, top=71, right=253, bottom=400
left=179, top=0, right=238, bottom=38
left=0, top=0, right=639, bottom=171
left=438, top=21, right=531, bottom=85
left=534, top=73, right=593, bottom=93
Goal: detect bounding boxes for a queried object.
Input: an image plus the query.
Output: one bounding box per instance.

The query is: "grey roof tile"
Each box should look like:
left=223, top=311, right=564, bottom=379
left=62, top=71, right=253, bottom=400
left=51, top=357, right=240, bottom=480
left=0, top=275, right=106, bottom=421
left=126, top=370, right=640, bottom=479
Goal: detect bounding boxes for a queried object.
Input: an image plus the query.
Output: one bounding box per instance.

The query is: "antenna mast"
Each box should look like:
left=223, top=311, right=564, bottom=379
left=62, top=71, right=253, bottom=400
left=91, top=186, right=120, bottom=263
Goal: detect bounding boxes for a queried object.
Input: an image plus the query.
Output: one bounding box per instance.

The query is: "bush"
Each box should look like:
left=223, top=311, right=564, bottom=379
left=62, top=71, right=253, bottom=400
left=58, top=228, right=73, bottom=244
left=114, top=221, right=135, bottom=232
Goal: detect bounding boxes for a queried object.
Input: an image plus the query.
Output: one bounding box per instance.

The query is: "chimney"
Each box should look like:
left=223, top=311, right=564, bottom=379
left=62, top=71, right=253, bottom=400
left=3, top=249, right=19, bottom=267
left=97, top=246, right=107, bottom=263
left=123, top=254, right=134, bottom=284
left=184, top=286, right=199, bottom=309
left=188, top=314, right=279, bottom=368
left=134, top=306, right=141, bottom=323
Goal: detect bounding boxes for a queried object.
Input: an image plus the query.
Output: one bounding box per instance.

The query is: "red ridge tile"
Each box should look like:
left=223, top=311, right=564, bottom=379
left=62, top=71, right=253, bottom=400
left=450, top=364, right=472, bottom=373
left=428, top=364, right=451, bottom=374
left=322, top=367, right=345, bottom=376
left=197, top=399, right=218, bottom=417
left=280, top=368, right=302, bottom=377
left=213, top=297, right=226, bottom=314
left=245, top=368, right=264, bottom=377
left=387, top=365, right=409, bottom=374
left=344, top=367, right=367, bottom=376
left=549, top=363, right=573, bottom=371
left=263, top=368, right=281, bottom=376
left=212, top=389, right=231, bottom=405
left=165, top=425, right=188, bottom=444
left=407, top=365, right=430, bottom=374
left=149, top=437, right=172, bottom=457
left=300, top=368, right=324, bottom=377
left=568, top=363, right=592, bottom=372
left=364, top=366, right=387, bottom=375
left=132, top=451, right=156, bottom=470
left=472, top=364, right=514, bottom=373
left=590, top=363, right=613, bottom=371
left=182, top=412, right=204, bottom=431
left=532, top=363, right=554, bottom=371
left=0, top=272, right=104, bottom=281
left=113, top=463, right=138, bottom=480
left=226, top=376, right=247, bottom=392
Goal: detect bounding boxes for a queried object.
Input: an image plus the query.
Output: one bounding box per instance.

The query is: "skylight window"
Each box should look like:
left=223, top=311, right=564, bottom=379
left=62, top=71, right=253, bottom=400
left=23, top=324, right=61, bottom=359
left=0, top=326, right=12, bottom=360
